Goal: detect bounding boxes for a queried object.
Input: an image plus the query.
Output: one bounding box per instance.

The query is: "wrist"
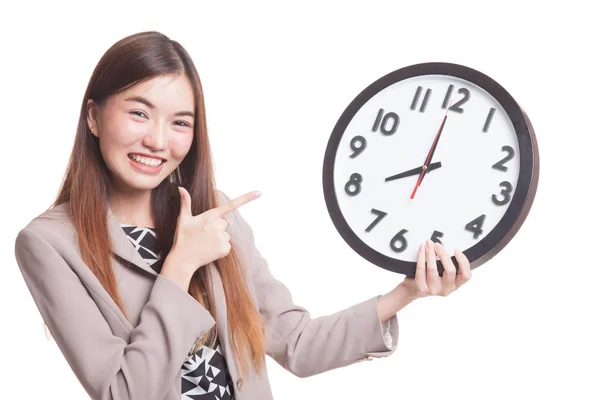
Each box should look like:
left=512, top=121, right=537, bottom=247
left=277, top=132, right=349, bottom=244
left=393, top=282, right=421, bottom=304
left=377, top=284, right=417, bottom=323
left=161, top=253, right=195, bottom=291
left=164, top=249, right=196, bottom=274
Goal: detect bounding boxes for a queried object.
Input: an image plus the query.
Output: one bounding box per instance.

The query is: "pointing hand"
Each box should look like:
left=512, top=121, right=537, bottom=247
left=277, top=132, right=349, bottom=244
left=171, top=187, right=262, bottom=273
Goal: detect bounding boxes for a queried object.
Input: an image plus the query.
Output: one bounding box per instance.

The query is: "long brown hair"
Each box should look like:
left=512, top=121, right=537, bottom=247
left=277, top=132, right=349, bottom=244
left=51, top=31, right=265, bottom=378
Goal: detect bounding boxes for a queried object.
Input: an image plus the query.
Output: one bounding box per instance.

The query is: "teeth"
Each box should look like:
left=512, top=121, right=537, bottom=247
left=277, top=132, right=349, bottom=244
left=130, top=154, right=163, bottom=167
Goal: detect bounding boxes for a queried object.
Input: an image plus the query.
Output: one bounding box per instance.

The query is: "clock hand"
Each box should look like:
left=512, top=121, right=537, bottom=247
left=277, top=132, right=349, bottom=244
left=385, top=161, right=442, bottom=182
left=410, top=101, right=453, bottom=199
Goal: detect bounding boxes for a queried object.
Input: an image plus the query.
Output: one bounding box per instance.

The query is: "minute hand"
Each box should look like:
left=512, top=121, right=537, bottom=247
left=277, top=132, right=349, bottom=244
left=410, top=109, right=451, bottom=199
left=385, top=161, right=442, bottom=182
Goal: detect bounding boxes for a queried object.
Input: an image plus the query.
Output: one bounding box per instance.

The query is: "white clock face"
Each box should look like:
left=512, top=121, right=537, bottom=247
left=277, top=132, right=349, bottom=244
left=331, top=74, right=521, bottom=262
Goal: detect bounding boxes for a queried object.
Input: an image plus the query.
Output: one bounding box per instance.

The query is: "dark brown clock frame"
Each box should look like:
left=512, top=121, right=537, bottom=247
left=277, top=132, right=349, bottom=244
left=322, top=62, right=540, bottom=276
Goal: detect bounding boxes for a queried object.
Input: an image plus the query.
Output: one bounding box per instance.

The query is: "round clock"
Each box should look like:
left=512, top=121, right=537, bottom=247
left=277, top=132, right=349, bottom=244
left=322, top=62, right=539, bottom=276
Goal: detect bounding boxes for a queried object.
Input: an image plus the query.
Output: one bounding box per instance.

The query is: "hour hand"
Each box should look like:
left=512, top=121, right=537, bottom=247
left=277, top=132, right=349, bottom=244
left=385, top=161, right=442, bottom=182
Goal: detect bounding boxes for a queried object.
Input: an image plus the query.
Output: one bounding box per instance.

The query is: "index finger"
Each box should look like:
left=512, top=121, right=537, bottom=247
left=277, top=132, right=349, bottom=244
left=207, top=191, right=262, bottom=218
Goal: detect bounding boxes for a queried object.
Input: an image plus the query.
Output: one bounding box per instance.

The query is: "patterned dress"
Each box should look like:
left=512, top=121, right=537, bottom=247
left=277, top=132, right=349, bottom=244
left=121, top=224, right=235, bottom=400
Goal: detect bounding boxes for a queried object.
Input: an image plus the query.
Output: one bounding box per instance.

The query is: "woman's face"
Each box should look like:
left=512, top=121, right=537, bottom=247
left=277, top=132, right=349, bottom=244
left=87, top=73, right=195, bottom=194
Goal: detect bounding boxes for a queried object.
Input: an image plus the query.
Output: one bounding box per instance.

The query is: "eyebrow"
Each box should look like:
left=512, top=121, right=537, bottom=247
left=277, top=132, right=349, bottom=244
left=125, top=96, right=195, bottom=118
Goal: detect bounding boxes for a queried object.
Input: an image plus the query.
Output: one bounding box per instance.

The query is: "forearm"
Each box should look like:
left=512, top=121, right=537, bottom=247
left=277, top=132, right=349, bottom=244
left=113, top=274, right=214, bottom=399
left=14, top=228, right=215, bottom=400
left=377, top=284, right=417, bottom=323
left=268, top=296, right=397, bottom=377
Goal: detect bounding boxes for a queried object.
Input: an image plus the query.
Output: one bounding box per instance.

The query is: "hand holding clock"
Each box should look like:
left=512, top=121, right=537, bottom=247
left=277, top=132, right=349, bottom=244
left=376, top=240, right=471, bottom=322
left=404, top=240, right=471, bottom=298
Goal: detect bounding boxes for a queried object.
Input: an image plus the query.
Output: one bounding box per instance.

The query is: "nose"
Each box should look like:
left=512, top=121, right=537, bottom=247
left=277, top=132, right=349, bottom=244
left=142, top=123, right=168, bottom=151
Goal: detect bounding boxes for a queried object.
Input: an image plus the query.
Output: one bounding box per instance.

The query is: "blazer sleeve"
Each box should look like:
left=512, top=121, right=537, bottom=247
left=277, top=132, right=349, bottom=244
left=226, top=194, right=400, bottom=378
left=14, top=225, right=216, bottom=400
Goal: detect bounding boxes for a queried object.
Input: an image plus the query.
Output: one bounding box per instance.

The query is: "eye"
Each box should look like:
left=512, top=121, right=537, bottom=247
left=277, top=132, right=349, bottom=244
left=173, top=120, right=192, bottom=128
left=130, top=111, right=148, bottom=119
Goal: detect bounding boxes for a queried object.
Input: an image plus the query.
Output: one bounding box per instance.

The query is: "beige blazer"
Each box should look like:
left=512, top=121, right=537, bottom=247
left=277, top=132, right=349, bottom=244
left=14, top=191, right=399, bottom=400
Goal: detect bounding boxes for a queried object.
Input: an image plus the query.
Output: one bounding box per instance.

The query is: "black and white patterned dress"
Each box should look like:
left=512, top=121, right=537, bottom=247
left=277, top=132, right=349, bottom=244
left=121, top=224, right=236, bottom=400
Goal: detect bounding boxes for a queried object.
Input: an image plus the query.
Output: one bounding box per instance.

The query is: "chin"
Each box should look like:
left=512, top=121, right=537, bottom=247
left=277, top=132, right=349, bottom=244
left=134, top=173, right=172, bottom=188
left=129, top=181, right=163, bottom=191
left=111, top=172, right=168, bottom=193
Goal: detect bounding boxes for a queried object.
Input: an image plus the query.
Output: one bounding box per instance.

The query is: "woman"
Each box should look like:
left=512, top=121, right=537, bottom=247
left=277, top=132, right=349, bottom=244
left=14, top=31, right=471, bottom=400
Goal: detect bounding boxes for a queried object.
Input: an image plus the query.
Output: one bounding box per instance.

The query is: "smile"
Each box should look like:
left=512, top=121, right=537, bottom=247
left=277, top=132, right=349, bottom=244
left=128, top=153, right=166, bottom=167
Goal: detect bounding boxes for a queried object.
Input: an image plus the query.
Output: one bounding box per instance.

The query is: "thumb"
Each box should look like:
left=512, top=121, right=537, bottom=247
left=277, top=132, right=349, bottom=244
left=178, top=186, right=192, bottom=219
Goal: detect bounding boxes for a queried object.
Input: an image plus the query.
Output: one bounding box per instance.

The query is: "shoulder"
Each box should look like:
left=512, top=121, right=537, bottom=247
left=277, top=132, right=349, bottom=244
left=215, top=189, right=242, bottom=229
left=214, top=188, right=253, bottom=237
left=214, top=189, right=248, bottom=226
left=15, top=202, right=78, bottom=254
left=215, top=189, right=232, bottom=206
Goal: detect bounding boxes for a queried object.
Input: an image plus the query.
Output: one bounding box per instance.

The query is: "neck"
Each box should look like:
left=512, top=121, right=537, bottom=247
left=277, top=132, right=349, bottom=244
left=108, top=186, right=155, bottom=228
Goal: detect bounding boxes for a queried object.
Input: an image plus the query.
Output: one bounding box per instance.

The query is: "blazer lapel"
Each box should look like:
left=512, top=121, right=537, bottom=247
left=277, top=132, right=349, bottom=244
left=107, top=209, right=158, bottom=277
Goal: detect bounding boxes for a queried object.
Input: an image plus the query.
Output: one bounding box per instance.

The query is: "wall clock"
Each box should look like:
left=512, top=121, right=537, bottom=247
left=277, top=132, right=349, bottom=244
left=322, top=62, right=539, bottom=276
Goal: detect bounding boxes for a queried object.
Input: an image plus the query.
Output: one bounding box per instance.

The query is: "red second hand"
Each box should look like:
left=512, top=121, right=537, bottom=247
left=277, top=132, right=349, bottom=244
left=409, top=102, right=453, bottom=200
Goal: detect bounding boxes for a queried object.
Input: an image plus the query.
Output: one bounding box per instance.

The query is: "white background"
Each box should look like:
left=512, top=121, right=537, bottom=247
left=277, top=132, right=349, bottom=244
left=1, top=1, right=598, bottom=399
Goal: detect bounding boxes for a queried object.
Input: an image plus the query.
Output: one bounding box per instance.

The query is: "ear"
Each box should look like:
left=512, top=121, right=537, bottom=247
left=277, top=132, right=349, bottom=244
left=86, top=99, right=100, bottom=138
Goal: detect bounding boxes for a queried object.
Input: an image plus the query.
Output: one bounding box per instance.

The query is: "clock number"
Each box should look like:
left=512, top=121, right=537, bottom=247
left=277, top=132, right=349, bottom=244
left=443, top=85, right=470, bottom=114
left=492, top=145, right=515, bottom=172
left=390, top=229, right=408, bottom=253
left=344, top=173, right=362, bottom=196
left=365, top=208, right=387, bottom=232
left=410, top=86, right=432, bottom=113
left=431, top=230, right=444, bottom=245
left=492, top=181, right=513, bottom=206
left=441, top=84, right=454, bottom=109
left=465, top=214, right=486, bottom=239
left=372, top=108, right=399, bottom=136
left=349, top=135, right=367, bottom=158
left=483, top=107, right=496, bottom=132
